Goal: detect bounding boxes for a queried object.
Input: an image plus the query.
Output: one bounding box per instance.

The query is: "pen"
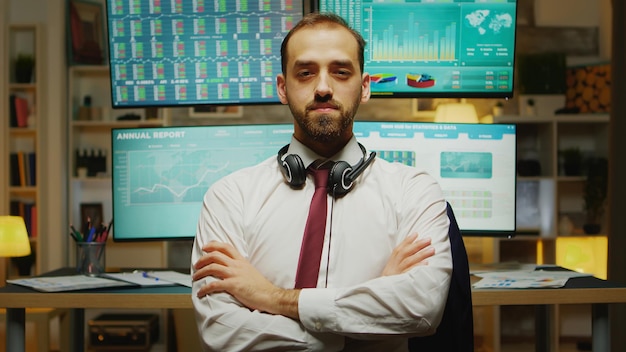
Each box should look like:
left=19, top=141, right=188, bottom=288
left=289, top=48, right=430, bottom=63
left=70, top=224, right=83, bottom=242
left=100, top=219, right=113, bottom=243
left=142, top=272, right=159, bottom=281
left=86, top=226, right=96, bottom=242
left=105, top=219, right=113, bottom=236
left=93, top=223, right=104, bottom=242
left=69, top=230, right=80, bottom=242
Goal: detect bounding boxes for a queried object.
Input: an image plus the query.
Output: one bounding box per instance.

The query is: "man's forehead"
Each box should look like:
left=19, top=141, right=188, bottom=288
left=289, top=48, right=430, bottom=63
left=286, top=27, right=359, bottom=63
left=289, top=24, right=350, bottom=42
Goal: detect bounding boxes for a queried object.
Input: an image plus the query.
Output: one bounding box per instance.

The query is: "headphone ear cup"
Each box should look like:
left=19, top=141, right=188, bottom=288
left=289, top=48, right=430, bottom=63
left=328, top=161, right=352, bottom=196
left=282, top=154, right=307, bottom=187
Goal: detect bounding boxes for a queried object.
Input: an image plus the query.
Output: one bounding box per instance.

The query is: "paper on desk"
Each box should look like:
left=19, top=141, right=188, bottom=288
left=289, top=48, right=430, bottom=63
left=7, top=275, right=133, bottom=292
left=469, top=262, right=537, bottom=274
left=146, top=270, right=192, bottom=287
left=472, top=270, right=592, bottom=289
left=102, top=272, right=179, bottom=287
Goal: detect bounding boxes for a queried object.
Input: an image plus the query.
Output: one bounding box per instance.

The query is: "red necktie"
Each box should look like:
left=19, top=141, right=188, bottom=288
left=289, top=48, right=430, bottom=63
left=294, top=167, right=329, bottom=289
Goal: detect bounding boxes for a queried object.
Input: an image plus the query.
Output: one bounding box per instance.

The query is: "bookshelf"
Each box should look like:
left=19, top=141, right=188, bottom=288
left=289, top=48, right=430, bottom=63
left=493, top=113, right=610, bottom=350
left=67, top=65, right=167, bottom=270
left=3, top=23, right=42, bottom=278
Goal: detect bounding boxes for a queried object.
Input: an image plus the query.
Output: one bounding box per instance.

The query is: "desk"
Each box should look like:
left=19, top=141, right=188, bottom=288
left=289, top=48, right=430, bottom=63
left=2, top=269, right=626, bottom=352
left=0, top=308, right=70, bottom=352
left=472, top=275, right=626, bottom=352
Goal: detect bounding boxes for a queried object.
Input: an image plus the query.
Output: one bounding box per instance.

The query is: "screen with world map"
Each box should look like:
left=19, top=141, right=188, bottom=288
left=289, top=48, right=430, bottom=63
left=111, top=122, right=516, bottom=241
left=318, top=0, right=518, bottom=98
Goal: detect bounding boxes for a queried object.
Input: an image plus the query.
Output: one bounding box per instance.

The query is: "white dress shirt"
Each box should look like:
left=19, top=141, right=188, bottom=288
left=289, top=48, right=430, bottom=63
left=191, top=136, right=452, bottom=351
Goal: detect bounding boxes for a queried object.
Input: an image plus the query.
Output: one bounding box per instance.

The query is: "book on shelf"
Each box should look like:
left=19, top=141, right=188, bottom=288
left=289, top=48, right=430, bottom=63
left=9, top=151, right=36, bottom=186
left=30, top=205, right=38, bottom=238
left=28, top=152, right=36, bottom=185
left=9, top=201, right=37, bottom=238
left=10, top=153, right=20, bottom=186
left=9, top=94, right=29, bottom=128
left=17, top=151, right=26, bottom=186
left=9, top=94, right=17, bottom=127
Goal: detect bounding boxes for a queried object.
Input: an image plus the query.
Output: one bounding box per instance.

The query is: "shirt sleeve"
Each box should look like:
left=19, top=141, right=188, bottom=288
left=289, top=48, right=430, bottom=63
left=191, top=177, right=344, bottom=352
left=298, top=172, right=453, bottom=339
left=191, top=279, right=342, bottom=351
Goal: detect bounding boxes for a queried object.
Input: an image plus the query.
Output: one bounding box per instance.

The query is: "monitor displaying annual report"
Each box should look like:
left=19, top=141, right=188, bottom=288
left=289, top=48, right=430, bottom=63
left=318, top=0, right=518, bottom=98
left=111, top=122, right=516, bottom=241
left=104, top=0, right=303, bottom=107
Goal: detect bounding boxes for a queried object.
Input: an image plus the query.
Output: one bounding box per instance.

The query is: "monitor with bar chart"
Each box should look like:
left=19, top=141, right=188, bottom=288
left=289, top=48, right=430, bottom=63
left=318, top=0, right=518, bottom=98
left=104, top=0, right=304, bottom=108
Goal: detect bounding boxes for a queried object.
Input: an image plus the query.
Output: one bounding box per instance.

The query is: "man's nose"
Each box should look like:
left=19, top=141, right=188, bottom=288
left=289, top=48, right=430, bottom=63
left=314, top=72, right=333, bottom=98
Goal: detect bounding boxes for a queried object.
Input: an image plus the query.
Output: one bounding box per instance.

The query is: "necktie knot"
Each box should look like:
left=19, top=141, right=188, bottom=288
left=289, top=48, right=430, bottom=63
left=309, top=167, right=329, bottom=190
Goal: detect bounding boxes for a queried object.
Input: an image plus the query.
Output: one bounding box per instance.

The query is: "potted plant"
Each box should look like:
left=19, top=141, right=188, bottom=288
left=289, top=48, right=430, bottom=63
left=492, top=101, right=504, bottom=117
left=14, top=53, right=35, bottom=83
left=583, top=157, right=608, bottom=234
left=524, top=98, right=536, bottom=116
left=560, top=147, right=583, bottom=176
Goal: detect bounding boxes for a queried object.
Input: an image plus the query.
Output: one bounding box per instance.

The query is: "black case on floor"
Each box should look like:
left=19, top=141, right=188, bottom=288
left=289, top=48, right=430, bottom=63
left=88, top=313, right=159, bottom=351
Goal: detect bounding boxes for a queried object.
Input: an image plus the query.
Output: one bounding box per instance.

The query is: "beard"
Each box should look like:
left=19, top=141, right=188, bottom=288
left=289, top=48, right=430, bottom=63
left=289, top=94, right=360, bottom=143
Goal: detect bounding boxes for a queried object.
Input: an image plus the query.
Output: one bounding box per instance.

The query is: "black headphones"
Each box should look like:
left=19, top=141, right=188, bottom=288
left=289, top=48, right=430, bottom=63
left=277, top=143, right=376, bottom=197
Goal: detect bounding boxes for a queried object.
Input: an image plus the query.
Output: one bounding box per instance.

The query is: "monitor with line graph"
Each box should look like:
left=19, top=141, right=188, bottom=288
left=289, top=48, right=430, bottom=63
left=316, top=0, right=519, bottom=99
left=104, top=0, right=304, bottom=108
left=111, top=122, right=516, bottom=241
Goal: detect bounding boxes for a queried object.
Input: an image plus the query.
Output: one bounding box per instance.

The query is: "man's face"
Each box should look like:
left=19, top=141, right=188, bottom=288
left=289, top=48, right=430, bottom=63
left=277, top=25, right=371, bottom=147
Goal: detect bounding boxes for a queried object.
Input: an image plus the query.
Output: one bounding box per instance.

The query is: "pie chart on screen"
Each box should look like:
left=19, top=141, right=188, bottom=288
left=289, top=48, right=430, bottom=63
left=406, top=73, right=436, bottom=88
left=371, top=73, right=398, bottom=84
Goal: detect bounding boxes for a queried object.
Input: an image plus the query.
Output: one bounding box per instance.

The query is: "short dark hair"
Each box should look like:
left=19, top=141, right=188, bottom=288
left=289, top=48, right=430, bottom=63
left=280, top=12, right=366, bottom=75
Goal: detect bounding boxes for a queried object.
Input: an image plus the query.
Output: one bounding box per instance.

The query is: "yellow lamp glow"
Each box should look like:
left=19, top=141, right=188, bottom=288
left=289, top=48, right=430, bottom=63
left=434, top=102, right=479, bottom=123
left=556, top=236, right=608, bottom=280
left=0, top=216, right=31, bottom=257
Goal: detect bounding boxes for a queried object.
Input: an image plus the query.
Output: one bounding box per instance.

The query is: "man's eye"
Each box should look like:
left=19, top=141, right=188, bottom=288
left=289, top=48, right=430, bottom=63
left=336, top=70, right=351, bottom=77
left=297, top=71, right=312, bottom=77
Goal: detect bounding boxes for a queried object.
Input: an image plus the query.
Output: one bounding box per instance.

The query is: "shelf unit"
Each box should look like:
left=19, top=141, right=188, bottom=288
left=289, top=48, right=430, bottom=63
left=2, top=23, right=43, bottom=278
left=67, top=64, right=174, bottom=350
left=67, top=65, right=167, bottom=270
left=496, top=113, right=610, bottom=242
left=493, top=113, right=610, bottom=350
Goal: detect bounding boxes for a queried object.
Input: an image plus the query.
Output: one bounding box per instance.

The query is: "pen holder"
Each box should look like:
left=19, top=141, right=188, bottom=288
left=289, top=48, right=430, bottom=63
left=76, top=242, right=106, bottom=276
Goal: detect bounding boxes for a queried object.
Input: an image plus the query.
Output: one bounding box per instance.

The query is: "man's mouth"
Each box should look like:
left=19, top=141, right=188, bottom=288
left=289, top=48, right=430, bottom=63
left=309, top=103, right=338, bottom=112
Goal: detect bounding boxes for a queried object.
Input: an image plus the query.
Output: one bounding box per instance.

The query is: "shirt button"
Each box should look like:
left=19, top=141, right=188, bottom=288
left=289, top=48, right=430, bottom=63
left=314, top=322, right=322, bottom=330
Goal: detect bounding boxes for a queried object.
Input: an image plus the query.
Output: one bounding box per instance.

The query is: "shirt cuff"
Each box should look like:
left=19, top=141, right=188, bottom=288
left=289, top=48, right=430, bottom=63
left=299, top=287, right=339, bottom=333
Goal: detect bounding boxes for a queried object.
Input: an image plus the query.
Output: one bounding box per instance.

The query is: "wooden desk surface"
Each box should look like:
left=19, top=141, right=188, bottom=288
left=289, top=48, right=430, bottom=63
left=470, top=273, right=626, bottom=306
left=2, top=275, right=626, bottom=309
left=0, top=285, right=192, bottom=309
left=471, top=286, right=626, bottom=306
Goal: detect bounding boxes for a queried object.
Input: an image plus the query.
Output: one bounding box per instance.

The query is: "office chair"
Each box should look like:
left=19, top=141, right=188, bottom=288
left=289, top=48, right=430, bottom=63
left=408, top=202, right=474, bottom=352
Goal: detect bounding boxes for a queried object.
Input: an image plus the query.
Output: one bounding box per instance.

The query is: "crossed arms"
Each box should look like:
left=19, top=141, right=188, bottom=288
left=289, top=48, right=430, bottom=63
left=193, top=233, right=435, bottom=319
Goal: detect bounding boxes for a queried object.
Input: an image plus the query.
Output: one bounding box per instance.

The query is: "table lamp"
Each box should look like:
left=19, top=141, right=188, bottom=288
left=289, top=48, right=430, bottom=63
left=0, top=216, right=31, bottom=257
left=556, top=235, right=608, bottom=280
left=434, top=102, right=479, bottom=123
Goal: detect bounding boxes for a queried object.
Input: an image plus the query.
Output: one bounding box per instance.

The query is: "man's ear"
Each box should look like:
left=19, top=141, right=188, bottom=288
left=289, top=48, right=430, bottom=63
left=277, top=74, right=288, bottom=105
left=361, top=73, right=371, bottom=104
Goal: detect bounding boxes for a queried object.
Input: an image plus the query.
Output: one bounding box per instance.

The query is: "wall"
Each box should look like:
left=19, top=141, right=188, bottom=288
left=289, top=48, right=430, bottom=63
left=2, top=0, right=620, bottom=348
left=5, top=0, right=68, bottom=273
left=4, top=0, right=614, bottom=277
left=608, top=1, right=626, bottom=350
left=0, top=0, right=10, bottom=285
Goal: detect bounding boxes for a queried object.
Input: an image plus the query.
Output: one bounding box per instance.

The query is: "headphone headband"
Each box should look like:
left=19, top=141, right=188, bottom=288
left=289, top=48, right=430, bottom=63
left=277, top=143, right=376, bottom=197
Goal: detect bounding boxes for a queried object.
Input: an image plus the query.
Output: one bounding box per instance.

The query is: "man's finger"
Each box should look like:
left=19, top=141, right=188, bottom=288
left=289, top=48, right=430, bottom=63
left=202, top=241, right=245, bottom=261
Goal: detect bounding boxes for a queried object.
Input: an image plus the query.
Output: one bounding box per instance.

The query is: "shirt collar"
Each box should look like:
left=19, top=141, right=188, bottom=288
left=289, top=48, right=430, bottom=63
left=286, top=135, right=364, bottom=169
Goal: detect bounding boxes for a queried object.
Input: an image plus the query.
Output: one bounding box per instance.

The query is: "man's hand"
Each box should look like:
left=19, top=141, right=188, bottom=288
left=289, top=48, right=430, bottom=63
left=381, top=234, right=434, bottom=276
left=193, top=241, right=300, bottom=319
